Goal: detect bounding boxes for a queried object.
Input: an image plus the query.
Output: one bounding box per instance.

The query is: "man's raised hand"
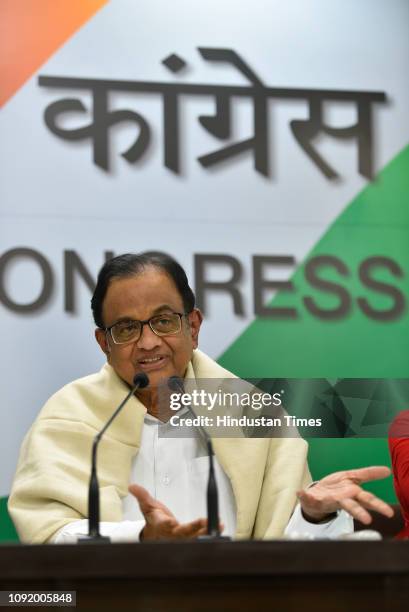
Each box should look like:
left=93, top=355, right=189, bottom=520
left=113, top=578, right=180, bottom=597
left=297, top=466, right=394, bottom=524
left=129, top=484, right=209, bottom=540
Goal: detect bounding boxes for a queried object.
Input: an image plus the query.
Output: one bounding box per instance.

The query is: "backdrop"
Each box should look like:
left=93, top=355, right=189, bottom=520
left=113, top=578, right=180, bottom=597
left=1, top=0, right=408, bottom=540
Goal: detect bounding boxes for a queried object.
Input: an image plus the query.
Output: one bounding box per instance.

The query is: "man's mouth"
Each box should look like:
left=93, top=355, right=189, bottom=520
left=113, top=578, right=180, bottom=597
left=137, top=356, right=167, bottom=370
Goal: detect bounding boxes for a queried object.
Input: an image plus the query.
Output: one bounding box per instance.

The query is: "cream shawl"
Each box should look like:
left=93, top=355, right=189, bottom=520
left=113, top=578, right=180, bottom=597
left=8, top=350, right=310, bottom=543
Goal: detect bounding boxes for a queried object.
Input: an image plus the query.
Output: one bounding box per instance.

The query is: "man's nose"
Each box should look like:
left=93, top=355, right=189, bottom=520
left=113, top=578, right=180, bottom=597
left=135, top=322, right=162, bottom=350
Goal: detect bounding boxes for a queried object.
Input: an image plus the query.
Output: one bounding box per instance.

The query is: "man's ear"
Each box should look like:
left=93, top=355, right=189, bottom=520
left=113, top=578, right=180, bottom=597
left=95, top=328, right=111, bottom=359
left=188, top=308, right=203, bottom=349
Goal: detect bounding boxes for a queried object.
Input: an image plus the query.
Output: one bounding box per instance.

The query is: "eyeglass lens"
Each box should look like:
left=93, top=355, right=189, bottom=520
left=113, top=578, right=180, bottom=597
left=111, top=313, right=182, bottom=344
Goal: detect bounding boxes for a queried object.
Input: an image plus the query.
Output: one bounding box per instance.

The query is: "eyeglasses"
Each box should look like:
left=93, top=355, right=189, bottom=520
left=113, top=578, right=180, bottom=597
left=105, top=312, right=187, bottom=345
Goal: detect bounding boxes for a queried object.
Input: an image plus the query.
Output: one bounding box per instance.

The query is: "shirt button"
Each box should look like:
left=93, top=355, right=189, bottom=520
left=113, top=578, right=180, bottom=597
left=163, top=475, right=170, bottom=486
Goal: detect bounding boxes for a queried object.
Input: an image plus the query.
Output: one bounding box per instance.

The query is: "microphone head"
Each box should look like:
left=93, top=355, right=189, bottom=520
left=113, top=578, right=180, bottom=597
left=168, top=376, right=184, bottom=392
left=133, top=372, right=149, bottom=389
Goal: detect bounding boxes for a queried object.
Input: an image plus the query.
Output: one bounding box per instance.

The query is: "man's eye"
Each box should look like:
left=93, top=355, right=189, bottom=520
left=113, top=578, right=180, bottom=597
left=117, top=322, right=138, bottom=334
left=157, top=317, right=172, bottom=325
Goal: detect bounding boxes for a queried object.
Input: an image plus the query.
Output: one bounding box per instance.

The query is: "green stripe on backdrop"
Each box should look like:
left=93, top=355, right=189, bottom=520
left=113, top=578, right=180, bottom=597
left=1, top=147, right=407, bottom=543
left=0, top=497, right=18, bottom=542
left=218, top=145, right=409, bottom=502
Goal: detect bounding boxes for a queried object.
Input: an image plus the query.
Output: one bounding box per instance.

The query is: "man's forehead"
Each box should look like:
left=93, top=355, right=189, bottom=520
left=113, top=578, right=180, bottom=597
left=102, top=271, right=184, bottom=318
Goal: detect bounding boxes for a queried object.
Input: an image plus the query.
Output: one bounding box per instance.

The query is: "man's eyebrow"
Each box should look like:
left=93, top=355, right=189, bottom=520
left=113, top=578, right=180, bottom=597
left=151, top=304, right=178, bottom=315
left=109, top=316, right=135, bottom=326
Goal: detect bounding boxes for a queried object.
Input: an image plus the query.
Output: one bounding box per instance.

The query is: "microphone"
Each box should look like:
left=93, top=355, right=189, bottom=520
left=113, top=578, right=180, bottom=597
left=168, top=376, right=229, bottom=540
left=83, top=372, right=149, bottom=542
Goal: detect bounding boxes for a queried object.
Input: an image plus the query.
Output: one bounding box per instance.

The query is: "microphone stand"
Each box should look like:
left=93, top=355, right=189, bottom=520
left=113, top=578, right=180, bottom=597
left=81, top=372, right=149, bottom=543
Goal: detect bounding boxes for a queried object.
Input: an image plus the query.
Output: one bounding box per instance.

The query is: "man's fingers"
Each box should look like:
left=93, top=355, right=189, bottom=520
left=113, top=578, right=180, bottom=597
left=128, top=484, right=157, bottom=514
left=339, top=491, right=394, bottom=524
left=297, top=484, right=394, bottom=524
left=151, top=510, right=178, bottom=528
left=344, top=466, right=391, bottom=484
left=172, top=518, right=207, bottom=539
left=129, top=484, right=178, bottom=520
left=128, top=484, right=176, bottom=520
left=356, top=490, right=394, bottom=518
left=128, top=486, right=211, bottom=540
left=340, top=498, right=372, bottom=524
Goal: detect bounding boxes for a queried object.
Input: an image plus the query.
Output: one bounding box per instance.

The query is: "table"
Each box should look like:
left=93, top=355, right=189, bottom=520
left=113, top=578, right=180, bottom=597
left=1, top=540, right=408, bottom=611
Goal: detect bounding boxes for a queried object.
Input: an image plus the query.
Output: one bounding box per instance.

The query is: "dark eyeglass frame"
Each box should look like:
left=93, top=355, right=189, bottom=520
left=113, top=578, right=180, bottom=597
left=104, top=312, right=188, bottom=345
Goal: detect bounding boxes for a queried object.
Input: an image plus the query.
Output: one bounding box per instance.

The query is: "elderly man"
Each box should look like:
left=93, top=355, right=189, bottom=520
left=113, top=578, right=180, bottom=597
left=8, top=253, right=392, bottom=543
